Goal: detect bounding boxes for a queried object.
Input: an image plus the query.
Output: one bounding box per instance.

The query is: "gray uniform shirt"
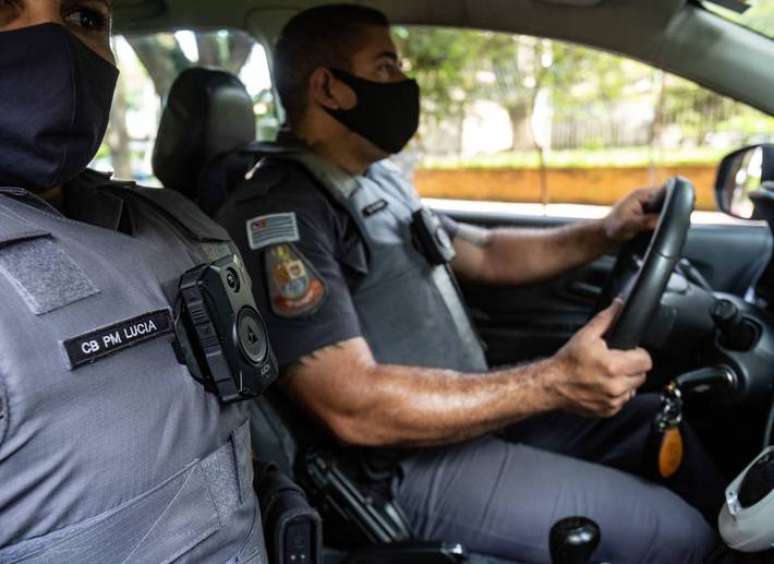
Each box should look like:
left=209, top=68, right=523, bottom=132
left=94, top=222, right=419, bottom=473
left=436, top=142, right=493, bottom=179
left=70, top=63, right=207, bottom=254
left=0, top=171, right=266, bottom=563
left=216, top=157, right=462, bottom=369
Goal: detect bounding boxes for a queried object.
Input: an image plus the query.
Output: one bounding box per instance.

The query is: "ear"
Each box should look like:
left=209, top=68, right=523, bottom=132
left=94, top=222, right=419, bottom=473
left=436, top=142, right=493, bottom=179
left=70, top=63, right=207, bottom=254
left=308, top=67, right=357, bottom=111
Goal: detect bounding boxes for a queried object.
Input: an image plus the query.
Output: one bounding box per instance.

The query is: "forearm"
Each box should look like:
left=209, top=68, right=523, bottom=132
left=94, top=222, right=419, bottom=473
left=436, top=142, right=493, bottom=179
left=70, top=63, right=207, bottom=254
left=467, top=219, right=614, bottom=285
left=340, top=360, right=562, bottom=446
left=284, top=339, right=564, bottom=448
left=452, top=186, right=660, bottom=286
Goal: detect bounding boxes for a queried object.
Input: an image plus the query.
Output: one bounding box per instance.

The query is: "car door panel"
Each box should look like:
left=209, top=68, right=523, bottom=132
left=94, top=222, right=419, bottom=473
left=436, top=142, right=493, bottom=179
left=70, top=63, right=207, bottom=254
left=432, top=204, right=772, bottom=366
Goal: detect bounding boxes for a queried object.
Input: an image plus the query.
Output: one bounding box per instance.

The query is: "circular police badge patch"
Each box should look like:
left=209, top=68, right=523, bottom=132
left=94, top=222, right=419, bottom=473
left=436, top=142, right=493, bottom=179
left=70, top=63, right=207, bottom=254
left=264, top=243, right=327, bottom=318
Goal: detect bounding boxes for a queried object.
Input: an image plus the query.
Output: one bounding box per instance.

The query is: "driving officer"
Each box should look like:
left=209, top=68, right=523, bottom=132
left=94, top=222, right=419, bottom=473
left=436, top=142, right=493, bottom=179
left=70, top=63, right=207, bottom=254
left=216, top=4, right=726, bottom=563
left=0, top=1, right=269, bottom=562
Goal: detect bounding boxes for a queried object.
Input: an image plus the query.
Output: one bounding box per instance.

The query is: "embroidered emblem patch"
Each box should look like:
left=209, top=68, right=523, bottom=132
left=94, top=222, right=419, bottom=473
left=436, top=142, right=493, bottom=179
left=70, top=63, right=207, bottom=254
left=62, top=309, right=173, bottom=370
left=246, top=213, right=300, bottom=251
left=265, top=244, right=326, bottom=318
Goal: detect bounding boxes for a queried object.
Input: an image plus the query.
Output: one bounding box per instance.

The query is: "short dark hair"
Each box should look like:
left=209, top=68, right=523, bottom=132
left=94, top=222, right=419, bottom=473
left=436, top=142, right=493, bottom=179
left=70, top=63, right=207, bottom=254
left=274, top=4, right=390, bottom=128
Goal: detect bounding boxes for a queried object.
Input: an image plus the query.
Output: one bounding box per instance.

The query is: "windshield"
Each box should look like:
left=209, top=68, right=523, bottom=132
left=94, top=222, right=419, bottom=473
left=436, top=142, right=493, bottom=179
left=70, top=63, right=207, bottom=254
left=704, top=0, right=774, bottom=40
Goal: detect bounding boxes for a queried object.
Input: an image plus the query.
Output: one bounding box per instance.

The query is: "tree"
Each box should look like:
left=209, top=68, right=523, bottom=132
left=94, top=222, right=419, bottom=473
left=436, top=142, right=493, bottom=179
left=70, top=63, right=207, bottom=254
left=225, top=34, right=255, bottom=75
left=127, top=35, right=190, bottom=100
left=395, top=27, right=484, bottom=155
left=479, top=33, right=547, bottom=151
left=386, top=25, right=774, bottom=174
left=739, top=2, right=774, bottom=37
left=127, top=31, right=258, bottom=101
left=104, top=74, right=133, bottom=180
left=397, top=28, right=551, bottom=153
left=103, top=38, right=133, bottom=180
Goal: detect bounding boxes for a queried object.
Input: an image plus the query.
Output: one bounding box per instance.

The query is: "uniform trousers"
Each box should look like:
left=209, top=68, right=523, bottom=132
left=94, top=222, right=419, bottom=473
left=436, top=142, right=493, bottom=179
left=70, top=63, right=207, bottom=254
left=393, top=394, right=726, bottom=564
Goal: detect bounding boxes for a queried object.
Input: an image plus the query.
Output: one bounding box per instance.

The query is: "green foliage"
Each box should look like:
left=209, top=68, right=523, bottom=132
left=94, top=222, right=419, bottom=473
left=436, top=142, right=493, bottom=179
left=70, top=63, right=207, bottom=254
left=396, top=25, right=774, bottom=161
left=743, top=0, right=774, bottom=36
left=708, top=0, right=774, bottom=39
left=394, top=27, right=480, bottom=121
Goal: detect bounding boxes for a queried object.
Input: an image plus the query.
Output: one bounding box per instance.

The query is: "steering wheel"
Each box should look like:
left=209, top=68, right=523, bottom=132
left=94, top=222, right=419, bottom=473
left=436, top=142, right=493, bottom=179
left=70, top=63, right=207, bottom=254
left=601, top=177, right=696, bottom=350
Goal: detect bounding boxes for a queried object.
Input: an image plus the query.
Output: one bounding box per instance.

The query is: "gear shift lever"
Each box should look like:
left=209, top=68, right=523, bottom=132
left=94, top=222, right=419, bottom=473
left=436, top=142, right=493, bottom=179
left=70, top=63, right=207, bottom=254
left=550, top=517, right=601, bottom=564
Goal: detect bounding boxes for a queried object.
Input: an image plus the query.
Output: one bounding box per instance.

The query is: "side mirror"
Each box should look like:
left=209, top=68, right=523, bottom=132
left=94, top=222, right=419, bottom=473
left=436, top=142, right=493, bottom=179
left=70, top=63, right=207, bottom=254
left=715, top=144, right=774, bottom=219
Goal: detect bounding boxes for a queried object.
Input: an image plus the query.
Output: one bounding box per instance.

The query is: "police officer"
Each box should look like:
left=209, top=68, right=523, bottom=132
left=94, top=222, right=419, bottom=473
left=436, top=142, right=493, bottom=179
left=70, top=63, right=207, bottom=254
left=216, top=5, right=726, bottom=563
left=0, top=2, right=269, bottom=562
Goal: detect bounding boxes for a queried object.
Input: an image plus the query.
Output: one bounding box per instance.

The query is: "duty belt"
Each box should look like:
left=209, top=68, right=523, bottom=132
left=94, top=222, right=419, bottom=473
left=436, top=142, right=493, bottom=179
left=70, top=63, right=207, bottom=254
left=0, top=421, right=254, bottom=564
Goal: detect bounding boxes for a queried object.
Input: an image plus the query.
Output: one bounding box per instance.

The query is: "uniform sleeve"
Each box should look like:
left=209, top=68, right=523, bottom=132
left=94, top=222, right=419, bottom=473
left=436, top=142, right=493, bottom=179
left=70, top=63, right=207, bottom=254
left=438, top=212, right=460, bottom=241
left=217, top=177, right=363, bottom=368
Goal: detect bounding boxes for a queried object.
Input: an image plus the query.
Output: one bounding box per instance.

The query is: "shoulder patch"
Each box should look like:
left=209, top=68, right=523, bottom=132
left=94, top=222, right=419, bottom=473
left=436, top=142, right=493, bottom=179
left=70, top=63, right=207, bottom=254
left=247, top=212, right=300, bottom=251
left=265, top=243, right=326, bottom=318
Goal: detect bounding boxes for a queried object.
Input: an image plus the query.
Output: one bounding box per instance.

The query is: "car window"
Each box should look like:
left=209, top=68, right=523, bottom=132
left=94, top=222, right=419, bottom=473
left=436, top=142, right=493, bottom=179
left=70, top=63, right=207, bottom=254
left=703, top=0, right=774, bottom=41
left=94, top=29, right=277, bottom=185
left=393, top=26, right=774, bottom=223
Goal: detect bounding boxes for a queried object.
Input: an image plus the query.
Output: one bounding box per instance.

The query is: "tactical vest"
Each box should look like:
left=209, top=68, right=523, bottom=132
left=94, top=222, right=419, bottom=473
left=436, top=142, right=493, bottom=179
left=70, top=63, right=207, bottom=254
left=0, top=173, right=267, bottom=563
left=267, top=151, right=488, bottom=373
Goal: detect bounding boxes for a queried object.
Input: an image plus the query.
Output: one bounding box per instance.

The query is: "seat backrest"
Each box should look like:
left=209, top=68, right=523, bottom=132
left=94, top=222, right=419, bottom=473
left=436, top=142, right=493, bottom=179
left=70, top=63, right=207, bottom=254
left=152, top=67, right=256, bottom=209
left=198, top=140, right=290, bottom=216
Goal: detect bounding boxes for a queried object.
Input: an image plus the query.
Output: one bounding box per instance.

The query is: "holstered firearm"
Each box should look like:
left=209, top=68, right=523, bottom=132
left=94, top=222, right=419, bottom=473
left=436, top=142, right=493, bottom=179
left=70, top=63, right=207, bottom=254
left=254, top=460, right=323, bottom=564
left=299, top=448, right=412, bottom=547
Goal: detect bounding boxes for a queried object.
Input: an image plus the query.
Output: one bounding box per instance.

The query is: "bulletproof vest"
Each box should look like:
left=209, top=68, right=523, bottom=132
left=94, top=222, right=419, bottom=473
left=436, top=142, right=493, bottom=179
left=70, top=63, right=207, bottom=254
left=0, top=172, right=267, bottom=563
left=269, top=151, right=488, bottom=373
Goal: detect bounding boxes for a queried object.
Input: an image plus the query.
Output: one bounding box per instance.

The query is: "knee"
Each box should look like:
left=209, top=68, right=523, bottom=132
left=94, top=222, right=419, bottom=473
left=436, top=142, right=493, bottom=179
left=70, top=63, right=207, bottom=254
left=641, top=504, right=716, bottom=563
left=658, top=524, right=715, bottom=563
left=599, top=490, right=716, bottom=563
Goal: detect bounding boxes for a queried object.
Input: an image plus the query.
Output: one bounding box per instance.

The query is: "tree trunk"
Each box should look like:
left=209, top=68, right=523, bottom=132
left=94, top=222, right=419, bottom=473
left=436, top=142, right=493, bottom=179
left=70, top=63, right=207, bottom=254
left=225, top=34, right=256, bottom=75
left=454, top=105, right=466, bottom=159
left=529, top=42, right=550, bottom=206
left=105, top=74, right=133, bottom=180
left=196, top=35, right=220, bottom=67
left=127, top=38, right=188, bottom=100
left=507, top=102, right=534, bottom=151
left=527, top=96, right=549, bottom=206
left=647, top=71, right=667, bottom=185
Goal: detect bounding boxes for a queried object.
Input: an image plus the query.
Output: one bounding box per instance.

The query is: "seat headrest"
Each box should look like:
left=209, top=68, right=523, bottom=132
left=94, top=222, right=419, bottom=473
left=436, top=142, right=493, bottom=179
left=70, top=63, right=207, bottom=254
left=152, top=67, right=256, bottom=197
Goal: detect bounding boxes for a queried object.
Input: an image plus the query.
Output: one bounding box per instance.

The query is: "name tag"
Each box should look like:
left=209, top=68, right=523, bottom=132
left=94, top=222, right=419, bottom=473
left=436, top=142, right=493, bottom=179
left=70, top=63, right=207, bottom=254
left=62, top=309, right=173, bottom=370
left=362, top=199, right=388, bottom=217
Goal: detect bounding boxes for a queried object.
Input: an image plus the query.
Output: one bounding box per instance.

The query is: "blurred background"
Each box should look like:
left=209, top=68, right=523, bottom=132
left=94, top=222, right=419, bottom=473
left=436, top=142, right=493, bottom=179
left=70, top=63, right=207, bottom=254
left=95, top=1, right=774, bottom=216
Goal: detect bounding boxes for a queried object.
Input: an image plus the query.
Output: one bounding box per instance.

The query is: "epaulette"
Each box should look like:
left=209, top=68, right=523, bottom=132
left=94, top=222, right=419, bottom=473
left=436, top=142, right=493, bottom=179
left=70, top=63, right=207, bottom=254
left=127, top=185, right=232, bottom=243
left=80, top=169, right=230, bottom=244
left=232, top=158, right=306, bottom=205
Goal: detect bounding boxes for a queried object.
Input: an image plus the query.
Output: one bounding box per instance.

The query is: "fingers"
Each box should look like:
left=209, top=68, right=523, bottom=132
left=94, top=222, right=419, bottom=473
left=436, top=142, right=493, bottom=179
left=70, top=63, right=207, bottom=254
left=583, top=298, right=623, bottom=338
left=640, top=185, right=664, bottom=199
left=612, top=373, right=647, bottom=396
left=558, top=310, right=652, bottom=418
left=596, top=374, right=646, bottom=417
left=634, top=185, right=663, bottom=204
left=615, top=347, right=652, bottom=375
left=601, top=370, right=647, bottom=398
left=643, top=214, right=660, bottom=230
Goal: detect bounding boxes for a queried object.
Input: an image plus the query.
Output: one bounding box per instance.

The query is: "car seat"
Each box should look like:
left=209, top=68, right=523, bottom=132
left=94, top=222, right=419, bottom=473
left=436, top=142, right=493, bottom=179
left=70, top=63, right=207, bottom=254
left=152, top=67, right=521, bottom=564
left=152, top=66, right=273, bottom=216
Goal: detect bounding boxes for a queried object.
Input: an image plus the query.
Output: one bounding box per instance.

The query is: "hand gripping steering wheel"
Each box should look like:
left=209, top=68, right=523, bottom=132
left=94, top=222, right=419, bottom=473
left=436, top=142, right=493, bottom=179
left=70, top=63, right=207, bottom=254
left=602, top=177, right=696, bottom=350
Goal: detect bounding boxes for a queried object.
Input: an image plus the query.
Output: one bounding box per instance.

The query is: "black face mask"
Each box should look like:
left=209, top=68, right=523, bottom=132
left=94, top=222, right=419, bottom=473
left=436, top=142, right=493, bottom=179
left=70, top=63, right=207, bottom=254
left=325, top=68, right=420, bottom=155
left=0, top=23, right=118, bottom=189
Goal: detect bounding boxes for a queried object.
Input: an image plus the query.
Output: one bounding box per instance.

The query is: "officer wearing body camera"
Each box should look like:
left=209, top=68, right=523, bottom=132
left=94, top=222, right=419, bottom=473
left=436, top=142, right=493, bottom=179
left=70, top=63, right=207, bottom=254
left=215, top=5, right=729, bottom=563
left=0, top=1, right=276, bottom=561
